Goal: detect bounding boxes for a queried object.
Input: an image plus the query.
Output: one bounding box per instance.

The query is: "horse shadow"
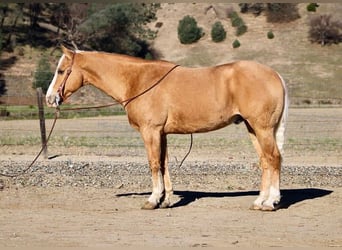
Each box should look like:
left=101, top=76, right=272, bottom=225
left=116, top=188, right=333, bottom=209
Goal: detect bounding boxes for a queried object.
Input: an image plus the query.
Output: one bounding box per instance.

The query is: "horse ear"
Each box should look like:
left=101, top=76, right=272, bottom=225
left=61, top=45, right=75, bottom=60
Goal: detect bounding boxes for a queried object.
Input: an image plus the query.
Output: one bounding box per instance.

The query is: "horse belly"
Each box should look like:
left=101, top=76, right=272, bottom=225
left=164, top=105, right=234, bottom=134
left=163, top=74, right=235, bottom=134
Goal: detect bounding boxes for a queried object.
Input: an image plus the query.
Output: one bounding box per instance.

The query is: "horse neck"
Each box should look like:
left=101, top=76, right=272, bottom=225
left=80, top=52, right=134, bottom=103
left=80, top=52, right=173, bottom=104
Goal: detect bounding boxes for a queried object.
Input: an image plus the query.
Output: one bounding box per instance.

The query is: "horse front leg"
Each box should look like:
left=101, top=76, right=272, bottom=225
left=141, top=129, right=165, bottom=210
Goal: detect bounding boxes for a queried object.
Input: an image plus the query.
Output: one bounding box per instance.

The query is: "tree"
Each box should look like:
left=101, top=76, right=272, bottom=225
left=178, top=15, right=203, bottom=44
left=77, top=3, right=160, bottom=57
left=0, top=4, right=24, bottom=50
left=49, top=3, right=89, bottom=50
left=0, top=4, right=9, bottom=28
left=27, top=3, right=42, bottom=29
left=33, top=53, right=54, bottom=94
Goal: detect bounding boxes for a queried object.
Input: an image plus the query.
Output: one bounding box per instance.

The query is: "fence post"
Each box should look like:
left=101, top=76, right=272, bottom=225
left=36, top=87, right=48, bottom=159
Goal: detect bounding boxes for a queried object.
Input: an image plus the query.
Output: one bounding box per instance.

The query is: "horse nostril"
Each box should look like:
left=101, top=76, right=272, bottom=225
left=56, top=94, right=63, bottom=106
left=46, top=96, right=52, bottom=105
left=46, top=94, right=58, bottom=107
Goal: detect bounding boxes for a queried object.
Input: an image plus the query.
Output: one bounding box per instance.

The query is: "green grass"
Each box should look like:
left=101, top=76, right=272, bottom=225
left=0, top=135, right=41, bottom=146
left=287, top=137, right=341, bottom=152
left=0, top=104, right=126, bottom=120
left=0, top=135, right=143, bottom=148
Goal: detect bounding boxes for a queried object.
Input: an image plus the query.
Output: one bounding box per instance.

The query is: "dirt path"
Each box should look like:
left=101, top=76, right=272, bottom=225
left=0, top=108, right=341, bottom=247
left=0, top=186, right=341, bottom=247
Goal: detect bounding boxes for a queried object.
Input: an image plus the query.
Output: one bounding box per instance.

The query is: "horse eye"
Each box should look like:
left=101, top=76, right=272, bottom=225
left=57, top=69, right=64, bottom=75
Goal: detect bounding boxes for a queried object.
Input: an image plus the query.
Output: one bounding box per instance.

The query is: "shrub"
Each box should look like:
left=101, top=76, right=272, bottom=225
left=228, top=11, right=240, bottom=27
left=266, top=3, right=300, bottom=23
left=228, top=11, right=247, bottom=36
left=236, top=24, right=247, bottom=36
left=33, top=53, right=54, bottom=94
left=307, top=3, right=319, bottom=12
left=232, top=39, right=241, bottom=48
left=177, top=15, right=203, bottom=44
left=309, top=14, right=342, bottom=46
left=267, top=30, right=275, bottom=39
left=155, top=22, right=163, bottom=28
left=211, top=21, right=226, bottom=42
left=239, top=3, right=265, bottom=16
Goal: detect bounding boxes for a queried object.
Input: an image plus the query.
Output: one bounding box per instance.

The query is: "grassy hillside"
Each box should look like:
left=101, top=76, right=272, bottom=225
left=0, top=3, right=341, bottom=109
left=150, top=3, right=341, bottom=106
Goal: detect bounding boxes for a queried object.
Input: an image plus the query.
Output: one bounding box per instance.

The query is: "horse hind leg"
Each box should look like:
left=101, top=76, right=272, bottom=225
left=246, top=122, right=281, bottom=211
left=245, top=121, right=262, bottom=169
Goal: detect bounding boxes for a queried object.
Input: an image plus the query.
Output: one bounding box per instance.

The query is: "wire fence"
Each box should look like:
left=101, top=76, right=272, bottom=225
left=0, top=103, right=341, bottom=167
left=0, top=88, right=341, bottom=163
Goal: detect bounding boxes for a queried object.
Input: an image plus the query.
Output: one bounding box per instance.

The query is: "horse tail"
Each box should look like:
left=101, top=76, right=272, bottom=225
left=275, top=73, right=289, bottom=154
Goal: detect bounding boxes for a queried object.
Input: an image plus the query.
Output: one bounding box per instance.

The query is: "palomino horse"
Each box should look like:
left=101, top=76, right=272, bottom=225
left=46, top=46, right=288, bottom=211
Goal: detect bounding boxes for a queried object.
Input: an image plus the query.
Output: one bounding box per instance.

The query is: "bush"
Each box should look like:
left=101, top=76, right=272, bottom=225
left=239, top=3, right=265, bottom=16
left=33, top=53, right=54, bottom=94
left=267, top=30, right=275, bottom=39
left=229, top=11, right=241, bottom=27
left=236, top=24, right=247, bottom=36
left=309, top=14, right=342, bottom=46
left=211, top=21, right=226, bottom=42
left=266, top=3, right=300, bottom=23
left=228, top=11, right=247, bottom=36
left=178, top=15, right=203, bottom=44
left=307, top=3, right=319, bottom=12
left=232, top=39, right=241, bottom=48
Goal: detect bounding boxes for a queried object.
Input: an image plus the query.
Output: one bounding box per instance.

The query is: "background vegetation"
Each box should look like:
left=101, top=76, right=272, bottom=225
left=177, top=15, right=204, bottom=44
left=0, top=3, right=341, bottom=119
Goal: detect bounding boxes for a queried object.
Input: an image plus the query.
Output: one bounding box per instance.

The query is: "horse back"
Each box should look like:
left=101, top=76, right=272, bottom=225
left=127, top=60, right=285, bottom=134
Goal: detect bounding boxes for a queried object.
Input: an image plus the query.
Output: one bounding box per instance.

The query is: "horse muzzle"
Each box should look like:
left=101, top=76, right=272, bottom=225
left=46, top=93, right=63, bottom=108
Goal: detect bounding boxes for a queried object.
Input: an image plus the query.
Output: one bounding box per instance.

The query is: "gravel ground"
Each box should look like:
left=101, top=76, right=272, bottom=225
left=1, top=160, right=341, bottom=190
left=0, top=108, right=341, bottom=248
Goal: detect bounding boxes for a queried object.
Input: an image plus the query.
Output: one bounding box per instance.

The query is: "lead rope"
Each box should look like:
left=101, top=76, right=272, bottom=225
left=0, top=108, right=60, bottom=178
left=0, top=65, right=192, bottom=178
left=178, top=133, right=193, bottom=168
left=0, top=110, right=192, bottom=177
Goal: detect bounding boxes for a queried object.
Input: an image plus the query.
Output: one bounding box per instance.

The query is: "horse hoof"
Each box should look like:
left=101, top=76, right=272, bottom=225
left=159, top=200, right=171, bottom=209
left=249, top=204, right=263, bottom=210
left=261, top=205, right=276, bottom=211
left=250, top=204, right=277, bottom=211
left=141, top=201, right=157, bottom=210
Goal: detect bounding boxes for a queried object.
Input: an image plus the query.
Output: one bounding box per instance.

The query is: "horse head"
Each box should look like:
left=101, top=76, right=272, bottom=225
left=46, top=46, right=84, bottom=107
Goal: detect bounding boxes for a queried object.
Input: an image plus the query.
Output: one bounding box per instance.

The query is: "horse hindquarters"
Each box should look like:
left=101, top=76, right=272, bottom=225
left=231, top=62, right=286, bottom=210
left=248, top=101, right=287, bottom=210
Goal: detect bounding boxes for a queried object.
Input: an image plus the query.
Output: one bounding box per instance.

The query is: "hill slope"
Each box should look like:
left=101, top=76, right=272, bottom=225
left=150, top=3, right=341, bottom=105
left=0, top=3, right=341, bottom=106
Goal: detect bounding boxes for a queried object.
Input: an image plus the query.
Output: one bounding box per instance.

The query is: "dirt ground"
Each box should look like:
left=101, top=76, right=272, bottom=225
left=0, top=108, right=341, bottom=248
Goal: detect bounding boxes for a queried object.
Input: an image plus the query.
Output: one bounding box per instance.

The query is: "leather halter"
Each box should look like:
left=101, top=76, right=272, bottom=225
left=57, top=52, right=75, bottom=102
